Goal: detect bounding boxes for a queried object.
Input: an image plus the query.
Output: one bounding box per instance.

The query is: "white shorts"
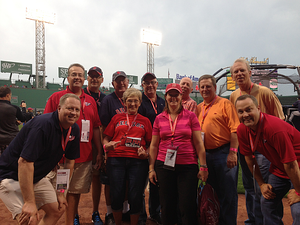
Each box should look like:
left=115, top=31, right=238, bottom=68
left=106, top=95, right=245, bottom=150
left=0, top=178, right=57, bottom=219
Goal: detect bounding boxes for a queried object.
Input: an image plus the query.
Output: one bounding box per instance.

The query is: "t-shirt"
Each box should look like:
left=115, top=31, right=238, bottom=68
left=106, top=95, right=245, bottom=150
left=0, top=111, right=80, bottom=183
left=44, top=86, right=101, bottom=163
left=152, top=109, right=201, bottom=165
left=99, top=92, right=126, bottom=127
left=138, top=93, right=165, bottom=126
left=197, top=97, right=240, bottom=150
left=83, top=87, right=106, bottom=117
left=104, top=113, right=152, bottom=159
left=238, top=113, right=300, bottom=179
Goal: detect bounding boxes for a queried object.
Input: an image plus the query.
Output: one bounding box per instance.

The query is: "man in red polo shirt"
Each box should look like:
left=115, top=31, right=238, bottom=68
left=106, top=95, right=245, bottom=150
left=235, top=94, right=300, bottom=225
left=44, top=63, right=103, bottom=225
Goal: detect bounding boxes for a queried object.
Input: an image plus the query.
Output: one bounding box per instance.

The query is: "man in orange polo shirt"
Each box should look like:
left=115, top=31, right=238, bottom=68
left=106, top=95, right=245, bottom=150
left=197, top=75, right=240, bottom=225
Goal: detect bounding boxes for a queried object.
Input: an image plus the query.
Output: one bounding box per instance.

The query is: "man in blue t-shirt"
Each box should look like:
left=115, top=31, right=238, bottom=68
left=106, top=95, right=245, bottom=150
left=0, top=93, right=81, bottom=225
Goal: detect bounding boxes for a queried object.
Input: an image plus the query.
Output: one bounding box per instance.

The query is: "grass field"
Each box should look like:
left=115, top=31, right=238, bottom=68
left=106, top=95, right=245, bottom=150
left=237, top=163, right=245, bottom=194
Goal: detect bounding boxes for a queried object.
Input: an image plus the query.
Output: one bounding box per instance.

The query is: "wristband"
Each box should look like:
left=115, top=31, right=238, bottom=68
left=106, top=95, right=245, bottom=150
left=230, top=148, right=238, bottom=153
left=200, top=167, right=208, bottom=171
left=148, top=169, right=155, bottom=174
left=296, top=190, right=300, bottom=196
left=103, top=144, right=108, bottom=153
left=57, top=189, right=65, bottom=193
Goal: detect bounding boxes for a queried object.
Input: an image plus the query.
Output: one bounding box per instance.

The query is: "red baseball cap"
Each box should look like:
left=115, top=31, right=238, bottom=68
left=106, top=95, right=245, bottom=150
left=165, top=83, right=182, bottom=94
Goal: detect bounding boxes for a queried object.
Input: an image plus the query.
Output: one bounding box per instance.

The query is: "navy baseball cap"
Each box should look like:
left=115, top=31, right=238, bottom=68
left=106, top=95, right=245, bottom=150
left=112, top=71, right=127, bottom=81
left=88, top=66, right=103, bottom=78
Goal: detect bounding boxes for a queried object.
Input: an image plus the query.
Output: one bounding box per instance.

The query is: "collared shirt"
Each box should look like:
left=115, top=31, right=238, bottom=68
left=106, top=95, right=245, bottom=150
left=0, top=111, right=80, bottom=183
left=238, top=113, right=300, bottom=179
left=197, top=97, right=240, bottom=149
left=182, top=97, right=197, bottom=115
left=138, top=93, right=165, bottom=126
left=44, top=86, right=101, bottom=163
left=229, top=83, right=284, bottom=120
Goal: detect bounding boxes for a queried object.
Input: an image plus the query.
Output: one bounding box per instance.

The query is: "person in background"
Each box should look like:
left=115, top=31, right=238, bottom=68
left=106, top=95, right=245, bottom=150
left=149, top=83, right=208, bottom=225
left=138, top=72, right=164, bottom=225
left=83, top=66, right=106, bottom=225
left=44, top=63, right=103, bottom=225
left=0, top=87, right=27, bottom=154
left=0, top=93, right=81, bottom=225
left=289, top=96, right=300, bottom=123
left=26, top=107, right=34, bottom=122
left=197, top=75, right=239, bottom=225
left=230, top=58, right=285, bottom=225
left=102, top=88, right=152, bottom=225
left=235, top=94, right=300, bottom=225
left=179, top=77, right=197, bottom=114
left=99, top=71, right=130, bottom=225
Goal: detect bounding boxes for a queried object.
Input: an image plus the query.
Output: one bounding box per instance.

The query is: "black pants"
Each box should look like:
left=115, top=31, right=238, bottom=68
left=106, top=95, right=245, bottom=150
left=155, top=160, right=198, bottom=225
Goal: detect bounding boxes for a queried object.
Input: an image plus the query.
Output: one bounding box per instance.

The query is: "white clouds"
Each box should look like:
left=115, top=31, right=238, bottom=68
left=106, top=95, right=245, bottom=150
left=0, top=0, right=299, bottom=94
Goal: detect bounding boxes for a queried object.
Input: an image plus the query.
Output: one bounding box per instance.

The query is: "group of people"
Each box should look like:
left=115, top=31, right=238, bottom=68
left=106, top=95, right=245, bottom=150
left=0, top=58, right=299, bottom=225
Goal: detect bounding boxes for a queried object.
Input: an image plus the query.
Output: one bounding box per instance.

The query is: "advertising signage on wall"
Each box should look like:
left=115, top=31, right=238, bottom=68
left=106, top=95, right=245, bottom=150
left=176, top=73, right=198, bottom=82
left=1, top=61, right=32, bottom=75
left=156, top=78, right=173, bottom=89
left=127, top=75, right=138, bottom=84
left=58, top=67, right=87, bottom=79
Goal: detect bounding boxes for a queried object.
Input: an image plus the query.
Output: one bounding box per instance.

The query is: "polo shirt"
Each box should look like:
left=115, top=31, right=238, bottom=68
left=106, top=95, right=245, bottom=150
left=104, top=113, right=152, bottom=159
left=0, top=111, right=80, bottom=183
left=153, top=109, right=201, bottom=165
left=99, top=92, right=126, bottom=126
left=229, top=83, right=284, bottom=120
left=197, top=96, right=240, bottom=150
left=238, top=113, right=300, bottom=179
left=44, top=86, right=101, bottom=163
left=182, top=97, right=197, bottom=114
left=138, top=93, right=165, bottom=126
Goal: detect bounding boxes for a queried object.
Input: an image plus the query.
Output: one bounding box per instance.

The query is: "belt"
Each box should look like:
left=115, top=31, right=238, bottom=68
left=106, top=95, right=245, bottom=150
left=206, top=143, right=230, bottom=152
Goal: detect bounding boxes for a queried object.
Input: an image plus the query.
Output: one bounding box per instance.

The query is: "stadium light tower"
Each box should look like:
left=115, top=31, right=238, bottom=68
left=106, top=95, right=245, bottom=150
left=26, top=7, right=55, bottom=88
left=141, top=28, right=162, bottom=73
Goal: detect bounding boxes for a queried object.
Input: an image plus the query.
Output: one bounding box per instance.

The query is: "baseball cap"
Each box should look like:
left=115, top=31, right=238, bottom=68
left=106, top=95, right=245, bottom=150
left=142, top=72, right=156, bottom=81
left=88, top=66, right=103, bottom=78
left=165, top=83, right=182, bottom=94
left=27, top=107, right=33, bottom=110
left=112, top=71, right=127, bottom=81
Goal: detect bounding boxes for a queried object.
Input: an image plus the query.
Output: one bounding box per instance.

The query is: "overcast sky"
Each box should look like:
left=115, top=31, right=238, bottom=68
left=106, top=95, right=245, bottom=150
left=1, top=0, right=300, bottom=95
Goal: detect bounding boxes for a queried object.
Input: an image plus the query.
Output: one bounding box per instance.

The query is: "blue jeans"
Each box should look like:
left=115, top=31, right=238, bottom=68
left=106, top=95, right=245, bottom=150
left=107, top=157, right=148, bottom=214
left=261, top=173, right=300, bottom=225
left=206, top=143, right=238, bottom=225
left=240, top=151, right=270, bottom=225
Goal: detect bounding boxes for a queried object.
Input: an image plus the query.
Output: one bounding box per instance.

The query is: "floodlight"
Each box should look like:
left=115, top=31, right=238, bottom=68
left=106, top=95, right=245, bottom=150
left=26, top=7, right=56, bottom=24
left=141, top=28, right=162, bottom=46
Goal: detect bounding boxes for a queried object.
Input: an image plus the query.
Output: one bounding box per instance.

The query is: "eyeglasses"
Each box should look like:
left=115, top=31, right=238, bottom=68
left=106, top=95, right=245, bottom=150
left=126, top=99, right=140, bottom=104
left=143, top=81, right=157, bottom=86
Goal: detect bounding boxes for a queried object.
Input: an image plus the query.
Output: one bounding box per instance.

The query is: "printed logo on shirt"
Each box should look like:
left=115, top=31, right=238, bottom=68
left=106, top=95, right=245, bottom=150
left=115, top=108, right=126, bottom=114
left=69, top=135, right=75, bottom=141
left=115, top=121, right=145, bottom=130
left=85, top=102, right=91, bottom=106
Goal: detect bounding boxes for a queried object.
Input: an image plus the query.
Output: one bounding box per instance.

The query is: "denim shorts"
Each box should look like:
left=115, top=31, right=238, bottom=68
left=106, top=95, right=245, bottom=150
left=106, top=157, right=148, bottom=214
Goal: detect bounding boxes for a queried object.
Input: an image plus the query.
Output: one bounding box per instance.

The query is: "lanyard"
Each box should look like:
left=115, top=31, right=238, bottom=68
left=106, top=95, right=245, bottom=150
left=168, top=114, right=178, bottom=144
left=249, top=113, right=264, bottom=154
left=240, top=82, right=254, bottom=96
left=60, top=125, right=72, bottom=151
left=86, top=87, right=100, bottom=103
left=125, top=113, right=138, bottom=136
left=115, top=91, right=125, bottom=108
left=201, top=95, right=218, bottom=127
left=146, top=95, right=157, bottom=114
left=81, top=96, right=86, bottom=120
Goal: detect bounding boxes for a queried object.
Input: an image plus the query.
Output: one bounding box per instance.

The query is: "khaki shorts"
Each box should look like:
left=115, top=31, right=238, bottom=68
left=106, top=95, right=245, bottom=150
left=0, top=178, right=57, bottom=219
left=68, top=161, right=92, bottom=194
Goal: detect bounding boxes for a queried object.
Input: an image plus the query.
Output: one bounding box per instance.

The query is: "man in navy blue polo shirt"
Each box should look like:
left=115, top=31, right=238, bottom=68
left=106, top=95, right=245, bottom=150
left=0, top=93, right=81, bottom=225
left=138, top=72, right=165, bottom=225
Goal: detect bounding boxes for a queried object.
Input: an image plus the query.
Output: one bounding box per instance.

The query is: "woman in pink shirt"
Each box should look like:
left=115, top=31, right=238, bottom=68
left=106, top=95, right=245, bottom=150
left=149, top=83, right=208, bottom=225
